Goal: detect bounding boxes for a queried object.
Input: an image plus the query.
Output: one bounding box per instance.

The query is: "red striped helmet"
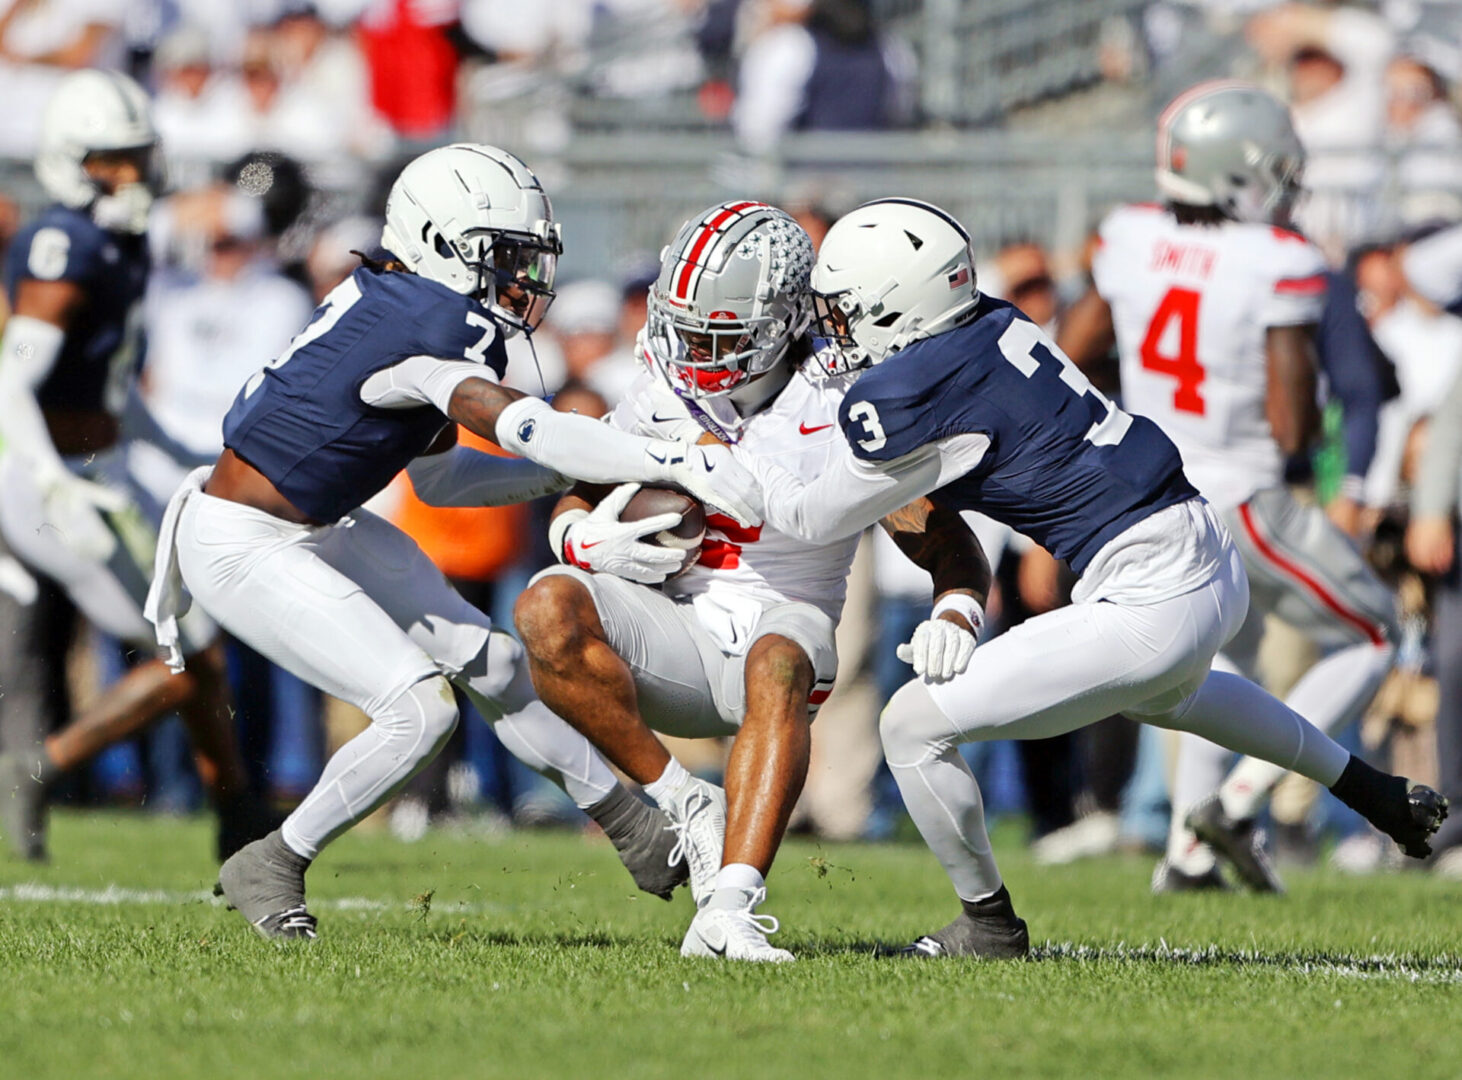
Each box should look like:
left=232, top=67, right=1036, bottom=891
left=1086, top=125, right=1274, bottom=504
left=646, top=202, right=813, bottom=400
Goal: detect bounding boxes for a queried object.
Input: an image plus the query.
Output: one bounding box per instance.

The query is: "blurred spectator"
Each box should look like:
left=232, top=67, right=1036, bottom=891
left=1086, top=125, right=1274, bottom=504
left=0, top=0, right=124, bottom=157
left=1249, top=1, right=1395, bottom=257
left=357, top=0, right=460, bottom=142
left=982, top=240, right=1061, bottom=335
left=1384, top=45, right=1462, bottom=222
left=151, top=25, right=251, bottom=187
left=304, top=213, right=379, bottom=302
left=732, top=0, right=914, bottom=155
left=549, top=278, right=638, bottom=404
left=1355, top=241, right=1462, bottom=512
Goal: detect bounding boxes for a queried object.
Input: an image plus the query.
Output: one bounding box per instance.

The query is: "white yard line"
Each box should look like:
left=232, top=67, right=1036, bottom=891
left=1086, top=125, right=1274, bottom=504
left=0, top=881, right=491, bottom=914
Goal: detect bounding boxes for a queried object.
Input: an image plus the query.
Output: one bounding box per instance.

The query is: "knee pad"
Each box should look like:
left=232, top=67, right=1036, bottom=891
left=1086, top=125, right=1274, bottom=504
left=384, top=675, right=459, bottom=748
left=879, top=679, right=953, bottom=768
left=458, top=630, right=536, bottom=720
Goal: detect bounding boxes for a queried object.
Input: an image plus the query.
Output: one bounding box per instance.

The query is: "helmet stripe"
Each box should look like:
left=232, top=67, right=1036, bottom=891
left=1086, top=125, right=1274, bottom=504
left=675, top=201, right=763, bottom=300
left=1156, top=79, right=1263, bottom=167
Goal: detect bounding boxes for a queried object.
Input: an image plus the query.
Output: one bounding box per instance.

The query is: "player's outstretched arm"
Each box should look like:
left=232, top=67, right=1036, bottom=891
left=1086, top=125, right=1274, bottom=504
left=445, top=378, right=761, bottom=526
left=405, top=425, right=569, bottom=508
left=1264, top=324, right=1321, bottom=456
left=881, top=499, right=991, bottom=682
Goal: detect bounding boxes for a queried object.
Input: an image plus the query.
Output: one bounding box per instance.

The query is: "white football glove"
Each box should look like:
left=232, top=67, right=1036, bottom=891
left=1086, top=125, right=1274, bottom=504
left=39, top=469, right=128, bottom=563
left=896, top=617, right=978, bottom=684
left=560, top=483, right=690, bottom=585
left=648, top=439, right=763, bottom=528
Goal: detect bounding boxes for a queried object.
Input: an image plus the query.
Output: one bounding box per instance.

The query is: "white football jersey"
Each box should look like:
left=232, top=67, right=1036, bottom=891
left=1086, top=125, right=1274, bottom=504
left=1093, top=204, right=1327, bottom=510
left=608, top=364, right=862, bottom=656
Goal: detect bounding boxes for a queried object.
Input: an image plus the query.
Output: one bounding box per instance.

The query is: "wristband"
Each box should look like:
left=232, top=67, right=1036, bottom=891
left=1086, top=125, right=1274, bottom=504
left=932, top=593, right=985, bottom=636
left=548, top=508, right=589, bottom=566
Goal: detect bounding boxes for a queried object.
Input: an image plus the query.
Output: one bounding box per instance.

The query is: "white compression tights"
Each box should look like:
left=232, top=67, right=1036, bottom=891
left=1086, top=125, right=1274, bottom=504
left=880, top=575, right=1352, bottom=901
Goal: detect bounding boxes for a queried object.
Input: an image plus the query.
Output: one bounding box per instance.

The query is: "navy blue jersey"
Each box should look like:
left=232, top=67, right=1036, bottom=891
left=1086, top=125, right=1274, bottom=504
left=3, top=204, right=149, bottom=414
left=222, top=266, right=507, bottom=522
left=840, top=297, right=1198, bottom=573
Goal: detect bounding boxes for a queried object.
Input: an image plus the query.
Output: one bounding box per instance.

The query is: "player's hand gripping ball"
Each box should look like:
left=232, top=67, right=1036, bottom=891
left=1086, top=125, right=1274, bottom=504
left=619, top=485, right=706, bottom=575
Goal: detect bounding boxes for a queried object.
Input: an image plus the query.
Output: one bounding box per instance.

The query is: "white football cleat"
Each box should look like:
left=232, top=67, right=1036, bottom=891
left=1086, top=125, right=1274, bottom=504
left=681, top=887, right=794, bottom=963
left=662, top=776, right=726, bottom=906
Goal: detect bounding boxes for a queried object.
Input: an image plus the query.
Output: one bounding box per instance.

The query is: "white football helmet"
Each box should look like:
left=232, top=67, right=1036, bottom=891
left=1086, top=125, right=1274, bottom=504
left=381, top=143, right=562, bottom=335
left=645, top=201, right=813, bottom=403
left=35, top=69, right=160, bottom=235
left=1155, top=81, right=1305, bottom=225
left=809, top=198, right=980, bottom=372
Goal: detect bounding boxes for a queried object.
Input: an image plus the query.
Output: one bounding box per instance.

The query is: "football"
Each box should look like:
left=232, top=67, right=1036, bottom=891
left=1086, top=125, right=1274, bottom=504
left=620, top=484, right=706, bottom=573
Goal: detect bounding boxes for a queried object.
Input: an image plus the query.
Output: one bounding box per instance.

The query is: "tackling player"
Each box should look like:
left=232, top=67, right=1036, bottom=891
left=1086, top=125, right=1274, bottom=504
left=146, top=145, right=762, bottom=938
left=0, top=70, right=262, bottom=861
left=739, top=195, right=1445, bottom=956
left=514, top=202, right=988, bottom=961
left=1059, top=82, right=1399, bottom=893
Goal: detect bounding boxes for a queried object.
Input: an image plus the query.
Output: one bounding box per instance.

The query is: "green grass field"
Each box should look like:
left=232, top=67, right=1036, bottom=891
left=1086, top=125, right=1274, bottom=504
left=1, top=811, right=1458, bottom=1080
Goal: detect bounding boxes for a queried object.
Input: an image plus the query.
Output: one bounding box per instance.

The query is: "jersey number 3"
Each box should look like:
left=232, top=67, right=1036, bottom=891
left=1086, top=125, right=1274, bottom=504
left=1139, top=287, right=1205, bottom=416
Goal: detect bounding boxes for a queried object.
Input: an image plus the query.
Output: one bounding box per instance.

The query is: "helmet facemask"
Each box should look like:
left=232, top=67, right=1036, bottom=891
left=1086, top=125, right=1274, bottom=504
left=646, top=202, right=814, bottom=406
left=459, top=226, right=561, bottom=334
left=85, top=145, right=164, bottom=235
left=808, top=288, right=872, bottom=376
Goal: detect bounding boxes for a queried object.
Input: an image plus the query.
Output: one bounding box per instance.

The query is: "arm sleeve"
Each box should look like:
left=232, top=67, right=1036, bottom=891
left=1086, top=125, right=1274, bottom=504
left=359, top=354, right=494, bottom=414
left=749, top=433, right=992, bottom=545
left=494, top=395, right=687, bottom=485
left=1413, top=367, right=1462, bottom=518
left=405, top=444, right=567, bottom=507
left=0, top=315, right=69, bottom=481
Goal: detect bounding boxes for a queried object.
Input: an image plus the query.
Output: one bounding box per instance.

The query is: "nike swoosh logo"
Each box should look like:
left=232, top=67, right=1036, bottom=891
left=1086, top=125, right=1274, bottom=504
left=580, top=540, right=603, bottom=549
left=701, top=931, right=727, bottom=956
left=699, top=450, right=715, bottom=472
left=651, top=411, right=678, bottom=423
left=647, top=450, right=667, bottom=464
left=799, top=422, right=834, bottom=435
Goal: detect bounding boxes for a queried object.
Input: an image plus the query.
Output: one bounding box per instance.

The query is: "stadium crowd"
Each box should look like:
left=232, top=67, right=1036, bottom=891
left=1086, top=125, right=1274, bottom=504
left=2, top=0, right=1462, bottom=887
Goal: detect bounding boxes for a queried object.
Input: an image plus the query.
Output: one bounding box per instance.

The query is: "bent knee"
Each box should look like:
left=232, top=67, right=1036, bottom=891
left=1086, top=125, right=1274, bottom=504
left=878, top=678, right=952, bottom=766
left=514, top=572, right=598, bottom=660
left=746, top=634, right=813, bottom=692
left=390, top=675, right=459, bottom=745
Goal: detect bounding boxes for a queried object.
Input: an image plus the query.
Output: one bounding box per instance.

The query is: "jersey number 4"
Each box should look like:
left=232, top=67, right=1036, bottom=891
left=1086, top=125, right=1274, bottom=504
left=1139, top=287, right=1205, bottom=415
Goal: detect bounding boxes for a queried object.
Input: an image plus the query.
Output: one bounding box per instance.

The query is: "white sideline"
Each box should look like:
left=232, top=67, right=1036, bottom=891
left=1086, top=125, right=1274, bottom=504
left=0, top=881, right=483, bottom=913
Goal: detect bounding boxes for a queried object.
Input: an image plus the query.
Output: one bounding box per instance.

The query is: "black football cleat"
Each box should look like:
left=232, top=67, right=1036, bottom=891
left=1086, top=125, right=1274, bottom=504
left=899, top=885, right=1030, bottom=959
left=1329, top=756, right=1449, bottom=859
left=218, top=829, right=317, bottom=940
left=1185, top=796, right=1284, bottom=894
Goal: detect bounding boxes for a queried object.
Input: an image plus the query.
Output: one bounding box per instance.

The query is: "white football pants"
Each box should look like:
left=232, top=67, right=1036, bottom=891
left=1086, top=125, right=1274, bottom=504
left=1165, top=488, right=1398, bottom=870
left=170, top=490, right=615, bottom=860
left=880, top=536, right=1352, bottom=902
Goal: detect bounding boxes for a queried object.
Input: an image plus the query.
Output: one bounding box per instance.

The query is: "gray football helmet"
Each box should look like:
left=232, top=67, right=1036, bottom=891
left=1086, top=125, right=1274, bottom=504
left=1155, top=81, right=1304, bottom=225
left=645, top=201, right=813, bottom=401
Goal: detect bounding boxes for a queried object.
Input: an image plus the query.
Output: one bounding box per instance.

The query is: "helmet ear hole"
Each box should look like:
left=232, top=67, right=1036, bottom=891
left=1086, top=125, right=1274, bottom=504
left=432, top=232, right=453, bottom=260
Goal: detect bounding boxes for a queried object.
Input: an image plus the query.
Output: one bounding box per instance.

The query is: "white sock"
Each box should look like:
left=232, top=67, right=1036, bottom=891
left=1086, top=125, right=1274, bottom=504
left=714, top=862, right=764, bottom=894
left=282, top=677, right=457, bottom=860
left=1166, top=731, right=1230, bottom=870
left=643, top=757, right=691, bottom=807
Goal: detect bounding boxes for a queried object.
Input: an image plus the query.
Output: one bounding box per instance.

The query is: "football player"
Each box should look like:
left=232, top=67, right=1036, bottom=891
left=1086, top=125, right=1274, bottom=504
left=514, top=201, right=988, bottom=961
left=0, top=70, right=263, bottom=861
left=148, top=144, right=762, bottom=938
left=1059, top=82, right=1399, bottom=893
left=738, top=196, right=1445, bottom=956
